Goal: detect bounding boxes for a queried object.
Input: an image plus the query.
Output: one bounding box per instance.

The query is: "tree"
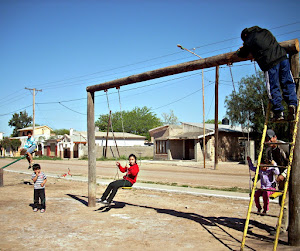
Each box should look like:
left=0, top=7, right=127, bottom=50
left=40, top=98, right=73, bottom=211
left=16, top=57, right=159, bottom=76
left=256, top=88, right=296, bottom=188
left=0, top=137, right=21, bottom=153
left=225, top=72, right=267, bottom=130
left=53, top=129, right=70, bottom=135
left=10, top=139, right=21, bottom=151
left=161, top=110, right=179, bottom=125
left=225, top=71, right=289, bottom=155
left=95, top=106, right=162, bottom=140
left=205, top=119, right=221, bottom=124
left=8, top=110, right=32, bottom=137
left=0, top=137, right=11, bottom=150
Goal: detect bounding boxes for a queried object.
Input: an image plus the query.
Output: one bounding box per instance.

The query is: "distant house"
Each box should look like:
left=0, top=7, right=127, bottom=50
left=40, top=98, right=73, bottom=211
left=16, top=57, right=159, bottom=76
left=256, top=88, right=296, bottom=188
left=17, top=125, right=52, bottom=138
left=44, top=129, right=146, bottom=159
left=149, top=122, right=253, bottom=162
left=93, top=131, right=146, bottom=147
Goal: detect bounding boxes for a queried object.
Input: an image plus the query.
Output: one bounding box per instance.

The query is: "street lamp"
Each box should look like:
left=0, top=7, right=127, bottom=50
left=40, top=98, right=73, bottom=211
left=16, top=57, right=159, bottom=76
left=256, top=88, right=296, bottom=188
left=177, top=44, right=206, bottom=169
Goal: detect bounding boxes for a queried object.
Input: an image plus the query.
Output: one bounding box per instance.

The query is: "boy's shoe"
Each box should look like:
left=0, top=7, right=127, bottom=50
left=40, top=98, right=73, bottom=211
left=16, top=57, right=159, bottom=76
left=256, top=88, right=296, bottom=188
left=287, top=105, right=296, bottom=121
left=257, top=208, right=262, bottom=214
left=100, top=199, right=110, bottom=205
left=40, top=209, right=45, bottom=213
left=33, top=208, right=38, bottom=212
left=261, top=210, right=267, bottom=215
left=272, top=111, right=284, bottom=122
left=28, top=164, right=32, bottom=169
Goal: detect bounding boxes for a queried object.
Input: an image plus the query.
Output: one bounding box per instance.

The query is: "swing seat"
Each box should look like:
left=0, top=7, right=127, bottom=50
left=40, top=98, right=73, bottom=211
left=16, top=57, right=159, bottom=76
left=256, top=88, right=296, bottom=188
left=269, top=191, right=283, bottom=200
left=122, top=187, right=132, bottom=190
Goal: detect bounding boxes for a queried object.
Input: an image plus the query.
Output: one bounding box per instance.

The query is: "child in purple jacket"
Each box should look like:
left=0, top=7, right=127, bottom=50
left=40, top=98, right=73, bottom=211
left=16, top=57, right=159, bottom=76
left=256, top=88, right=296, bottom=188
left=247, top=156, right=280, bottom=214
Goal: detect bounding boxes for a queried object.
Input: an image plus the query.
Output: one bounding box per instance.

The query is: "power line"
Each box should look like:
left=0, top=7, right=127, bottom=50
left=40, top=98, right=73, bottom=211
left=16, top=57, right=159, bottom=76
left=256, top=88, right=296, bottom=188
left=22, top=22, right=299, bottom=91
left=0, top=104, right=32, bottom=117
left=35, top=63, right=252, bottom=106
left=2, top=24, right=298, bottom=117
left=36, top=71, right=206, bottom=105
left=58, top=102, right=86, bottom=115
left=34, top=29, right=300, bottom=92
left=153, top=82, right=214, bottom=110
left=193, top=22, right=299, bottom=50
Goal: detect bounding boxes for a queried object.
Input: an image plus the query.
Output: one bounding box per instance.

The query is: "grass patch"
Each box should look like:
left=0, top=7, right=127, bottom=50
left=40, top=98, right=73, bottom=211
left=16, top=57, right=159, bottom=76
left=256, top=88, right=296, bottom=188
left=194, top=185, right=249, bottom=193
left=138, top=180, right=249, bottom=193
left=34, top=156, right=62, bottom=160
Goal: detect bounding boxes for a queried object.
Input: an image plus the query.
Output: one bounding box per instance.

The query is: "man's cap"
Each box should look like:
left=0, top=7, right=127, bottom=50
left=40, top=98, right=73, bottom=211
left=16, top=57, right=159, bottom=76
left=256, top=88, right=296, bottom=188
left=266, top=129, right=276, bottom=139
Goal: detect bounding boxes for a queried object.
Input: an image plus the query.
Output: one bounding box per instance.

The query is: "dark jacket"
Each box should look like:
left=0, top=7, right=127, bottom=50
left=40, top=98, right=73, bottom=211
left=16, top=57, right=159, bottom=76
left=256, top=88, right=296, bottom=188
left=266, top=140, right=289, bottom=174
left=237, top=26, right=287, bottom=71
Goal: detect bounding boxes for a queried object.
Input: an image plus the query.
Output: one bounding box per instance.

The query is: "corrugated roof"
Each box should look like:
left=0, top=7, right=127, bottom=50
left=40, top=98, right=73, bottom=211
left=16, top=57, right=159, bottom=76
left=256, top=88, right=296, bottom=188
left=18, top=125, right=53, bottom=131
left=182, top=122, right=250, bottom=133
left=77, top=131, right=146, bottom=139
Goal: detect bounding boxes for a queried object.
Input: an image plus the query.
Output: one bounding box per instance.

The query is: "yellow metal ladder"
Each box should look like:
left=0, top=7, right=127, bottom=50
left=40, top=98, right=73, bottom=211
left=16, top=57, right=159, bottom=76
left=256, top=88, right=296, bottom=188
left=240, top=101, right=300, bottom=251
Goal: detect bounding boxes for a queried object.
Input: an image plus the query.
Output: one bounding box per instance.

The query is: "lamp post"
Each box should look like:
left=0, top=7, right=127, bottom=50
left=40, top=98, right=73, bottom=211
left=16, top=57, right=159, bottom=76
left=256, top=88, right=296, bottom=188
left=177, top=44, right=206, bottom=168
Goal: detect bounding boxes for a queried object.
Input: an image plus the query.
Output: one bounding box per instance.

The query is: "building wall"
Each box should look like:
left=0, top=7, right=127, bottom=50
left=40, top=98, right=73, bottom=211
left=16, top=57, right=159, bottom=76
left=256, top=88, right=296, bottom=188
left=34, top=127, right=51, bottom=137
left=95, top=138, right=145, bottom=147
left=82, top=145, right=154, bottom=159
left=218, top=132, right=243, bottom=161
left=169, top=140, right=183, bottom=159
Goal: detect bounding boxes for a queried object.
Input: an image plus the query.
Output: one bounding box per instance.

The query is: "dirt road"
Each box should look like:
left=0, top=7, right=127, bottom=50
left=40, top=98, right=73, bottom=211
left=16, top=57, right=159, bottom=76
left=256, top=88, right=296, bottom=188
left=0, top=159, right=294, bottom=250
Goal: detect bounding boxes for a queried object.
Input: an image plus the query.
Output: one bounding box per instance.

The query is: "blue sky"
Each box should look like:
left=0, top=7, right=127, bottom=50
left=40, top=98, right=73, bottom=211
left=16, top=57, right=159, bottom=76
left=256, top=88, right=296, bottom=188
left=1, top=0, right=299, bottom=136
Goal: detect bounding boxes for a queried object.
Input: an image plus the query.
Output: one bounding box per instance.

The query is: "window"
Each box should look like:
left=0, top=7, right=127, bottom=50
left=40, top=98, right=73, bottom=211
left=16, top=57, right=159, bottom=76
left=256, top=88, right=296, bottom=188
left=156, top=140, right=167, bottom=154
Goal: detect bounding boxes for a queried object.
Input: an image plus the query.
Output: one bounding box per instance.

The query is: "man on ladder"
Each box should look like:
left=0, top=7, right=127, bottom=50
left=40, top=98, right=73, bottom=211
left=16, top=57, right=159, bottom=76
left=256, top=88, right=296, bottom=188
left=237, top=26, right=298, bottom=121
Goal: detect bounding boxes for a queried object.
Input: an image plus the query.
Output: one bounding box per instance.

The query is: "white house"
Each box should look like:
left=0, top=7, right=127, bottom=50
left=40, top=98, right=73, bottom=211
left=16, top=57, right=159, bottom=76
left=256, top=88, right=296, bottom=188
left=46, top=128, right=146, bottom=159
left=93, top=131, right=146, bottom=147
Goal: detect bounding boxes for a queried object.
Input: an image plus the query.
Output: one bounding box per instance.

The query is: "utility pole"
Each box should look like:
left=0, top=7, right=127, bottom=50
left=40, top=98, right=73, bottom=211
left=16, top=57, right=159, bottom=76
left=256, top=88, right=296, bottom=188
left=25, top=88, right=42, bottom=137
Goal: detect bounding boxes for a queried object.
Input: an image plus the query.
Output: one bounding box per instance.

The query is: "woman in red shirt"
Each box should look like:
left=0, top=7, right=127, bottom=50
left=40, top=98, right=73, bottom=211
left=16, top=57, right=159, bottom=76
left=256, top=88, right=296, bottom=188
left=98, top=154, right=139, bottom=205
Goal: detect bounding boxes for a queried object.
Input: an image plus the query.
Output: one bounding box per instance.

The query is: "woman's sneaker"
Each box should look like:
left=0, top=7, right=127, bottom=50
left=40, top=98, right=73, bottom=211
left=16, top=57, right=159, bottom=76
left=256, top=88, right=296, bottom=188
left=33, top=208, right=38, bottom=212
left=40, top=209, right=45, bottom=213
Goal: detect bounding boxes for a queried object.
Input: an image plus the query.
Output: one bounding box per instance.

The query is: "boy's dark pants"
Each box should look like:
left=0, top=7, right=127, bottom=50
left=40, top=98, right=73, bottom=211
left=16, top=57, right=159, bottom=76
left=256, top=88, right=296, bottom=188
left=34, top=189, right=46, bottom=209
left=101, top=180, right=132, bottom=203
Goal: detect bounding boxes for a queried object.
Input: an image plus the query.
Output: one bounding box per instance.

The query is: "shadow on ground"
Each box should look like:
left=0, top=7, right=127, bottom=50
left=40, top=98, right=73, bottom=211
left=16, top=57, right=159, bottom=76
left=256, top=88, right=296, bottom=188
left=66, top=194, right=287, bottom=251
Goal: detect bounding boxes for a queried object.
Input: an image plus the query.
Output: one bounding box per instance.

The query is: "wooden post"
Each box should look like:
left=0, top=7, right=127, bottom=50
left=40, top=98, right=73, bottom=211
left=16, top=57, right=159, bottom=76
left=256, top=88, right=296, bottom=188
left=289, top=51, right=300, bottom=246
left=87, top=91, right=96, bottom=207
left=214, top=66, right=219, bottom=170
left=0, top=169, right=3, bottom=187
left=202, top=69, right=206, bottom=168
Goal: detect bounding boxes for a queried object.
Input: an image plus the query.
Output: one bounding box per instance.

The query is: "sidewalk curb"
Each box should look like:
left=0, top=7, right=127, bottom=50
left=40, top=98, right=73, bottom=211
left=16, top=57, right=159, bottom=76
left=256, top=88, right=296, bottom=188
left=4, top=169, right=279, bottom=203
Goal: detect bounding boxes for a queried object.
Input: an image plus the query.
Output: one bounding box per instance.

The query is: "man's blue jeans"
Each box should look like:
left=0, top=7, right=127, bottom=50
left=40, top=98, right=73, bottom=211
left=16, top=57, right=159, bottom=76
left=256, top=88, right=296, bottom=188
left=265, top=59, right=297, bottom=112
